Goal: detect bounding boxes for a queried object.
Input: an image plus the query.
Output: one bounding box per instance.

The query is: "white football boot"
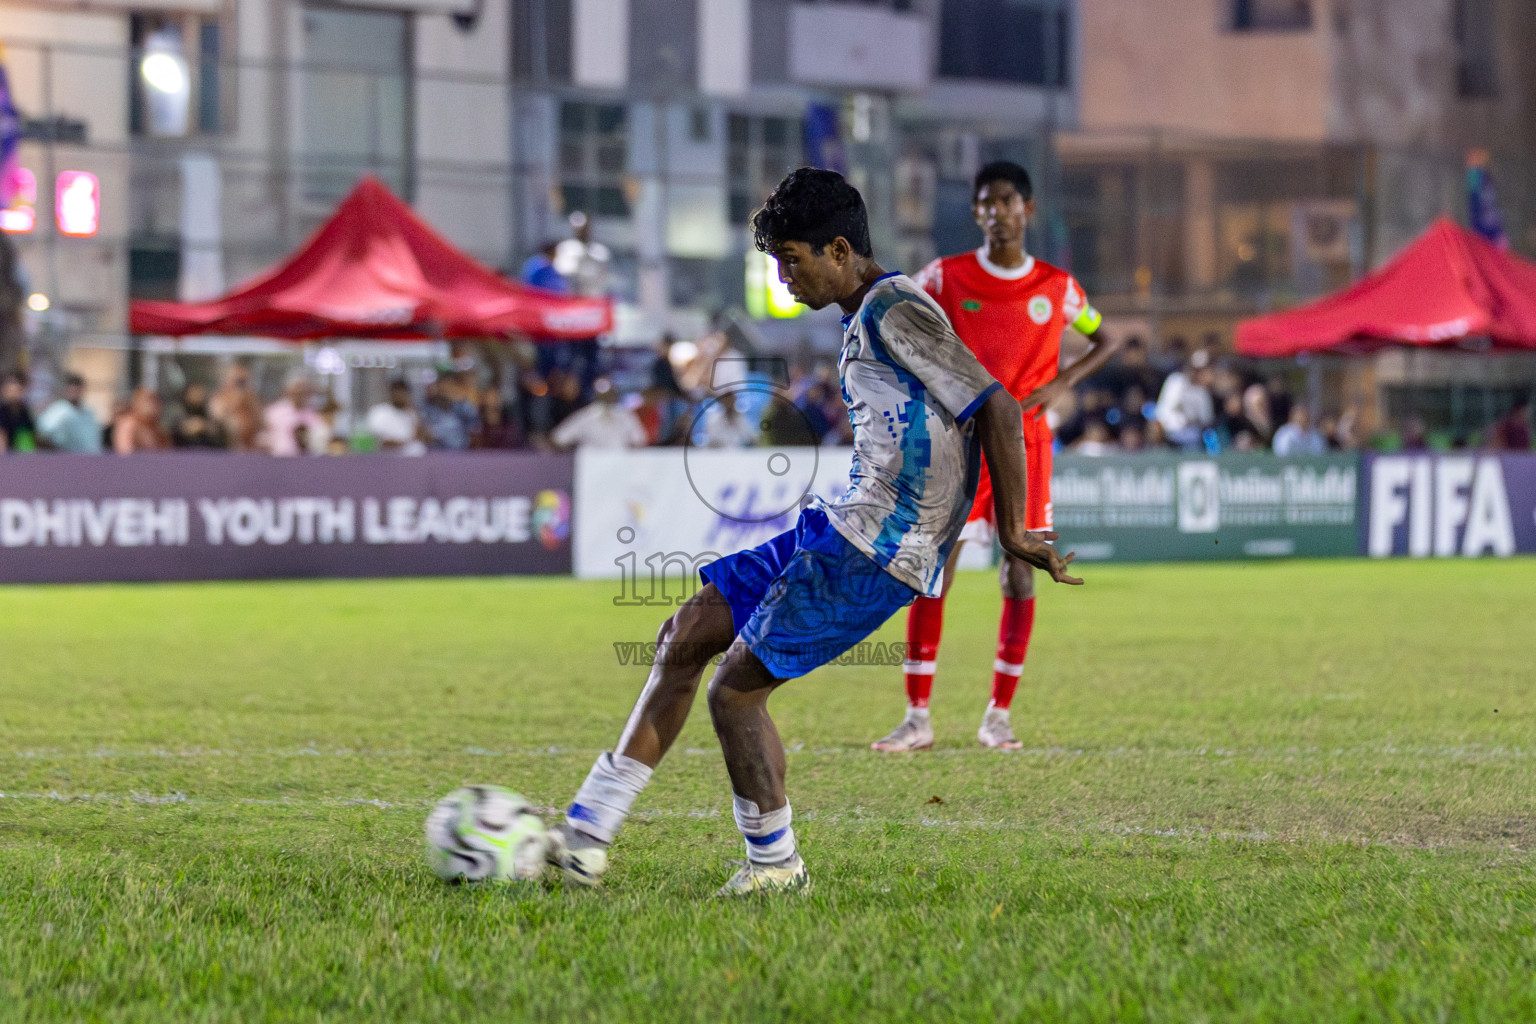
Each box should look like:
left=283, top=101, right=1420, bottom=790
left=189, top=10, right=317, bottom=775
left=714, top=855, right=810, bottom=897
left=977, top=703, right=1023, bottom=750
left=870, top=711, right=935, bottom=752
left=544, top=823, right=609, bottom=887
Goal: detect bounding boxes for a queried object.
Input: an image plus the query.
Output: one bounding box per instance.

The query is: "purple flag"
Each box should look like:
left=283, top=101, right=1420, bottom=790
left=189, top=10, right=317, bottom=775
left=0, top=50, right=21, bottom=208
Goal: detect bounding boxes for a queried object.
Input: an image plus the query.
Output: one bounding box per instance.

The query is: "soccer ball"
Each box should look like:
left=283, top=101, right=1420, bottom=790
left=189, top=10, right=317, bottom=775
left=425, top=785, right=548, bottom=883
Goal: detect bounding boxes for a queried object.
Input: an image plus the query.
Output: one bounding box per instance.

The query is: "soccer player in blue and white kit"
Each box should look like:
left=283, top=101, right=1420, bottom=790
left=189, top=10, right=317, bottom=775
left=547, top=168, right=1082, bottom=895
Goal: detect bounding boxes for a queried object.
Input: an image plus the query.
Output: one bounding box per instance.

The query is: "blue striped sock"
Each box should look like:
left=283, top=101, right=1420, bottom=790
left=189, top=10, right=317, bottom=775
left=732, top=793, right=796, bottom=866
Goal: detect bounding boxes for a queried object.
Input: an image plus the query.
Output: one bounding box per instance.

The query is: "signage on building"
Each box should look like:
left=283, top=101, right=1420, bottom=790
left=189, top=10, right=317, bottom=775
left=55, top=171, right=99, bottom=237
left=0, top=167, right=35, bottom=233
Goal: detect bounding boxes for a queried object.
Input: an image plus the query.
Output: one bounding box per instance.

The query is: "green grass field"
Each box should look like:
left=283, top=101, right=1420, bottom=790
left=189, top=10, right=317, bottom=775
left=1, top=560, right=1533, bottom=1022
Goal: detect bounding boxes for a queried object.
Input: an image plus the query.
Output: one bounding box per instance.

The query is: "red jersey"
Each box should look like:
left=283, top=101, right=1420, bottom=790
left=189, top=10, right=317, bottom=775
left=913, top=250, right=1101, bottom=401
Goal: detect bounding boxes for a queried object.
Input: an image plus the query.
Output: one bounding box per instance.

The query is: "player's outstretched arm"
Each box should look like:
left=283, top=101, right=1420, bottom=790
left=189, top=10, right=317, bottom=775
left=973, top=388, right=1083, bottom=585
left=1020, top=327, right=1123, bottom=415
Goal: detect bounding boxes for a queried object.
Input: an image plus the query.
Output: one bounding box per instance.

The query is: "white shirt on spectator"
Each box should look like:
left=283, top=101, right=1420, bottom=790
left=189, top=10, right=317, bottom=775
left=698, top=403, right=759, bottom=448
left=1073, top=438, right=1116, bottom=457
left=367, top=403, right=426, bottom=455
left=1155, top=372, right=1214, bottom=433
left=551, top=402, right=648, bottom=449
left=264, top=399, right=323, bottom=456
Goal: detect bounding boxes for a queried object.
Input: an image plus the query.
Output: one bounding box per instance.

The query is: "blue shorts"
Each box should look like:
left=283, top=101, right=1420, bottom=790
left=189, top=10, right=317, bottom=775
left=699, top=507, right=918, bottom=680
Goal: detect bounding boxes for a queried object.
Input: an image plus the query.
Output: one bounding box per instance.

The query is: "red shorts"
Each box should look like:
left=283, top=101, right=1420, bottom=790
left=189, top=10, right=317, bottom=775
left=961, top=415, right=1053, bottom=544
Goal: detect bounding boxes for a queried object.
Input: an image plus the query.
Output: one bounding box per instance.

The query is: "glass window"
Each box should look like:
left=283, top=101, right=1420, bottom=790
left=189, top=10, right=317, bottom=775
left=130, top=11, right=231, bottom=137
left=1454, top=0, right=1498, bottom=98
left=1230, top=0, right=1313, bottom=31
left=300, top=5, right=412, bottom=202
left=938, top=0, right=1070, bottom=88
left=558, top=102, right=630, bottom=219
left=727, top=114, right=803, bottom=224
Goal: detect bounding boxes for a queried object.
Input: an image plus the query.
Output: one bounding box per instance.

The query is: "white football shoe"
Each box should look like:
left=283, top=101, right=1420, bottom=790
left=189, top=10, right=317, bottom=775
left=544, top=823, right=609, bottom=887
left=714, top=855, right=810, bottom=897
left=977, top=704, right=1023, bottom=750
left=870, top=712, right=935, bottom=752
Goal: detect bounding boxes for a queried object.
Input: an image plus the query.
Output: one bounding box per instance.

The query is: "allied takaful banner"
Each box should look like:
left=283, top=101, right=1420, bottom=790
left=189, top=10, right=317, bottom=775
left=1049, top=453, right=1360, bottom=562
left=1362, top=453, right=1536, bottom=557
left=0, top=454, right=572, bottom=583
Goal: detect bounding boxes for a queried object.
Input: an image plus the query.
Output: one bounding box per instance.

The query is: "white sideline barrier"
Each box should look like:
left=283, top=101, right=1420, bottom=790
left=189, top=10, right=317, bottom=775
left=573, top=446, right=994, bottom=581
left=574, top=447, right=852, bottom=580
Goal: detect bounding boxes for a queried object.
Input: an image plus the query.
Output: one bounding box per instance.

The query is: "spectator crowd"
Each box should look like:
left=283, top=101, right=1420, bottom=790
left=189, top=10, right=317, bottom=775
left=0, top=334, right=1530, bottom=459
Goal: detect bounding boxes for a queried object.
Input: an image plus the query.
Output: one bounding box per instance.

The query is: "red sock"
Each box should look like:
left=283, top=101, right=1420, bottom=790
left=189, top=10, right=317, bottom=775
left=903, top=594, right=946, bottom=708
left=990, top=597, right=1035, bottom=710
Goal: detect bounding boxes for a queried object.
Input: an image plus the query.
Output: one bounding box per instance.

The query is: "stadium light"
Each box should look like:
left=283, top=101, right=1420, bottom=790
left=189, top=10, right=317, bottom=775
left=26, top=293, right=49, bottom=312
left=140, top=29, right=191, bottom=137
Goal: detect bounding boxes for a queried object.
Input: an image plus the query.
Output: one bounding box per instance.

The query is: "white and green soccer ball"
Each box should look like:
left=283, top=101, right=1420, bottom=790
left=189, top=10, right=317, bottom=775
left=425, top=785, right=548, bottom=883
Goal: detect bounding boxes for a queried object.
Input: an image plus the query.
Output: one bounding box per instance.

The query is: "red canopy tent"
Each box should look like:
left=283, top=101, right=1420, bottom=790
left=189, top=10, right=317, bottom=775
left=1235, top=217, right=1536, bottom=358
left=130, top=177, right=611, bottom=341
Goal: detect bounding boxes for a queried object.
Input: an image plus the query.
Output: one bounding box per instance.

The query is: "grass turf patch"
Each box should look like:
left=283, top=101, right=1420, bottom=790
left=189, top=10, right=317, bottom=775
left=0, top=560, right=1533, bottom=1021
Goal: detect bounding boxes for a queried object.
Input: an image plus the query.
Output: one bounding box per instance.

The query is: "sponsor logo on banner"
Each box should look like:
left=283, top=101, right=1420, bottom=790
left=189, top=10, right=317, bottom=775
left=1177, top=462, right=1220, bottom=533
left=1365, top=455, right=1527, bottom=557
left=1051, top=454, right=1359, bottom=561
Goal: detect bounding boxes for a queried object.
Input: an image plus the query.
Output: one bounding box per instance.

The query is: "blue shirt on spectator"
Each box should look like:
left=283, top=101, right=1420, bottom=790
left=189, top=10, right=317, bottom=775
left=37, top=398, right=102, bottom=453
left=520, top=254, right=567, bottom=294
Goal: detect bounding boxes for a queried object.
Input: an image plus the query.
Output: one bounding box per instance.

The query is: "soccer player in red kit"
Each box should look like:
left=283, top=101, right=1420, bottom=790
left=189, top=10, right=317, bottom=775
left=872, top=160, right=1120, bottom=751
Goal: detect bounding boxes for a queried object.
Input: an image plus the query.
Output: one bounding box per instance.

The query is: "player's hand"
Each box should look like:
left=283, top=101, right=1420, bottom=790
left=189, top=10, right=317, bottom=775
left=1002, top=530, right=1083, bottom=585
left=1019, top=380, right=1069, bottom=418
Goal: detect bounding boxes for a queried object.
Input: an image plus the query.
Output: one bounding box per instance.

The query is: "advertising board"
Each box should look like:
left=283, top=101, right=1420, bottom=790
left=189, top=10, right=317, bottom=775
left=1050, top=453, right=1360, bottom=562
left=0, top=453, right=573, bottom=583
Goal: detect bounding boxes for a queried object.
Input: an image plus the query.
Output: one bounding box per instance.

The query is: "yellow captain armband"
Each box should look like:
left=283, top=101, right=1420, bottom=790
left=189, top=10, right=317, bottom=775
left=1071, top=306, right=1103, bottom=335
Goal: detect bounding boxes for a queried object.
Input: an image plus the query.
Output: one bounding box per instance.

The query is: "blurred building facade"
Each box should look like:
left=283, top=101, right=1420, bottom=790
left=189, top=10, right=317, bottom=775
left=0, top=0, right=512, bottom=410
left=509, top=0, right=1075, bottom=346
left=0, top=0, right=1531, bottom=436
left=1064, top=0, right=1536, bottom=432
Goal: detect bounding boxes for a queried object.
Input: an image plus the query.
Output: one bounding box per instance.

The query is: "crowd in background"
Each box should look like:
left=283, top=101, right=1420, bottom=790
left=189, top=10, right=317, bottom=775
left=3, top=202, right=1530, bottom=458
left=6, top=333, right=1529, bottom=457
left=0, top=334, right=1531, bottom=458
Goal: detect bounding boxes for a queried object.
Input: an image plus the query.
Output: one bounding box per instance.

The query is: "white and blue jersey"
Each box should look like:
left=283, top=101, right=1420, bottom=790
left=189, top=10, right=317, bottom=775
left=698, top=271, right=1001, bottom=680
left=812, top=272, right=1003, bottom=597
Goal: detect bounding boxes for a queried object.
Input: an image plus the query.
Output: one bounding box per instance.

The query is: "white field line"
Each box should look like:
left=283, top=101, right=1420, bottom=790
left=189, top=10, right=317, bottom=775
left=0, top=792, right=1529, bottom=852
left=0, top=743, right=1531, bottom=762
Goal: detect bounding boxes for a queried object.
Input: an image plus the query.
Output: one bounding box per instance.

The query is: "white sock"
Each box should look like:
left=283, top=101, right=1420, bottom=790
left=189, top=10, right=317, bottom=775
left=906, top=706, right=931, bottom=723
left=566, top=752, right=652, bottom=845
left=985, top=701, right=1010, bottom=720
left=733, top=793, right=796, bottom=866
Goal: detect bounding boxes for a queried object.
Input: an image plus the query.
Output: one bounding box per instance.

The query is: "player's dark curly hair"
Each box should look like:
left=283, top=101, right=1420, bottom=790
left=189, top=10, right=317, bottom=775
left=751, top=167, right=873, bottom=258
left=973, top=160, right=1033, bottom=204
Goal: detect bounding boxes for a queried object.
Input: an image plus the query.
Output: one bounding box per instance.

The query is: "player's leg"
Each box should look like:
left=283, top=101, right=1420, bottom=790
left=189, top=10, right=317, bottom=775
left=715, top=508, right=916, bottom=894
left=979, top=419, right=1050, bottom=749
left=870, top=545, right=962, bottom=752
left=705, top=643, right=807, bottom=894
left=614, top=587, right=737, bottom=766
left=978, top=553, right=1035, bottom=749
left=873, top=471, right=992, bottom=752
left=550, top=584, right=735, bottom=884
